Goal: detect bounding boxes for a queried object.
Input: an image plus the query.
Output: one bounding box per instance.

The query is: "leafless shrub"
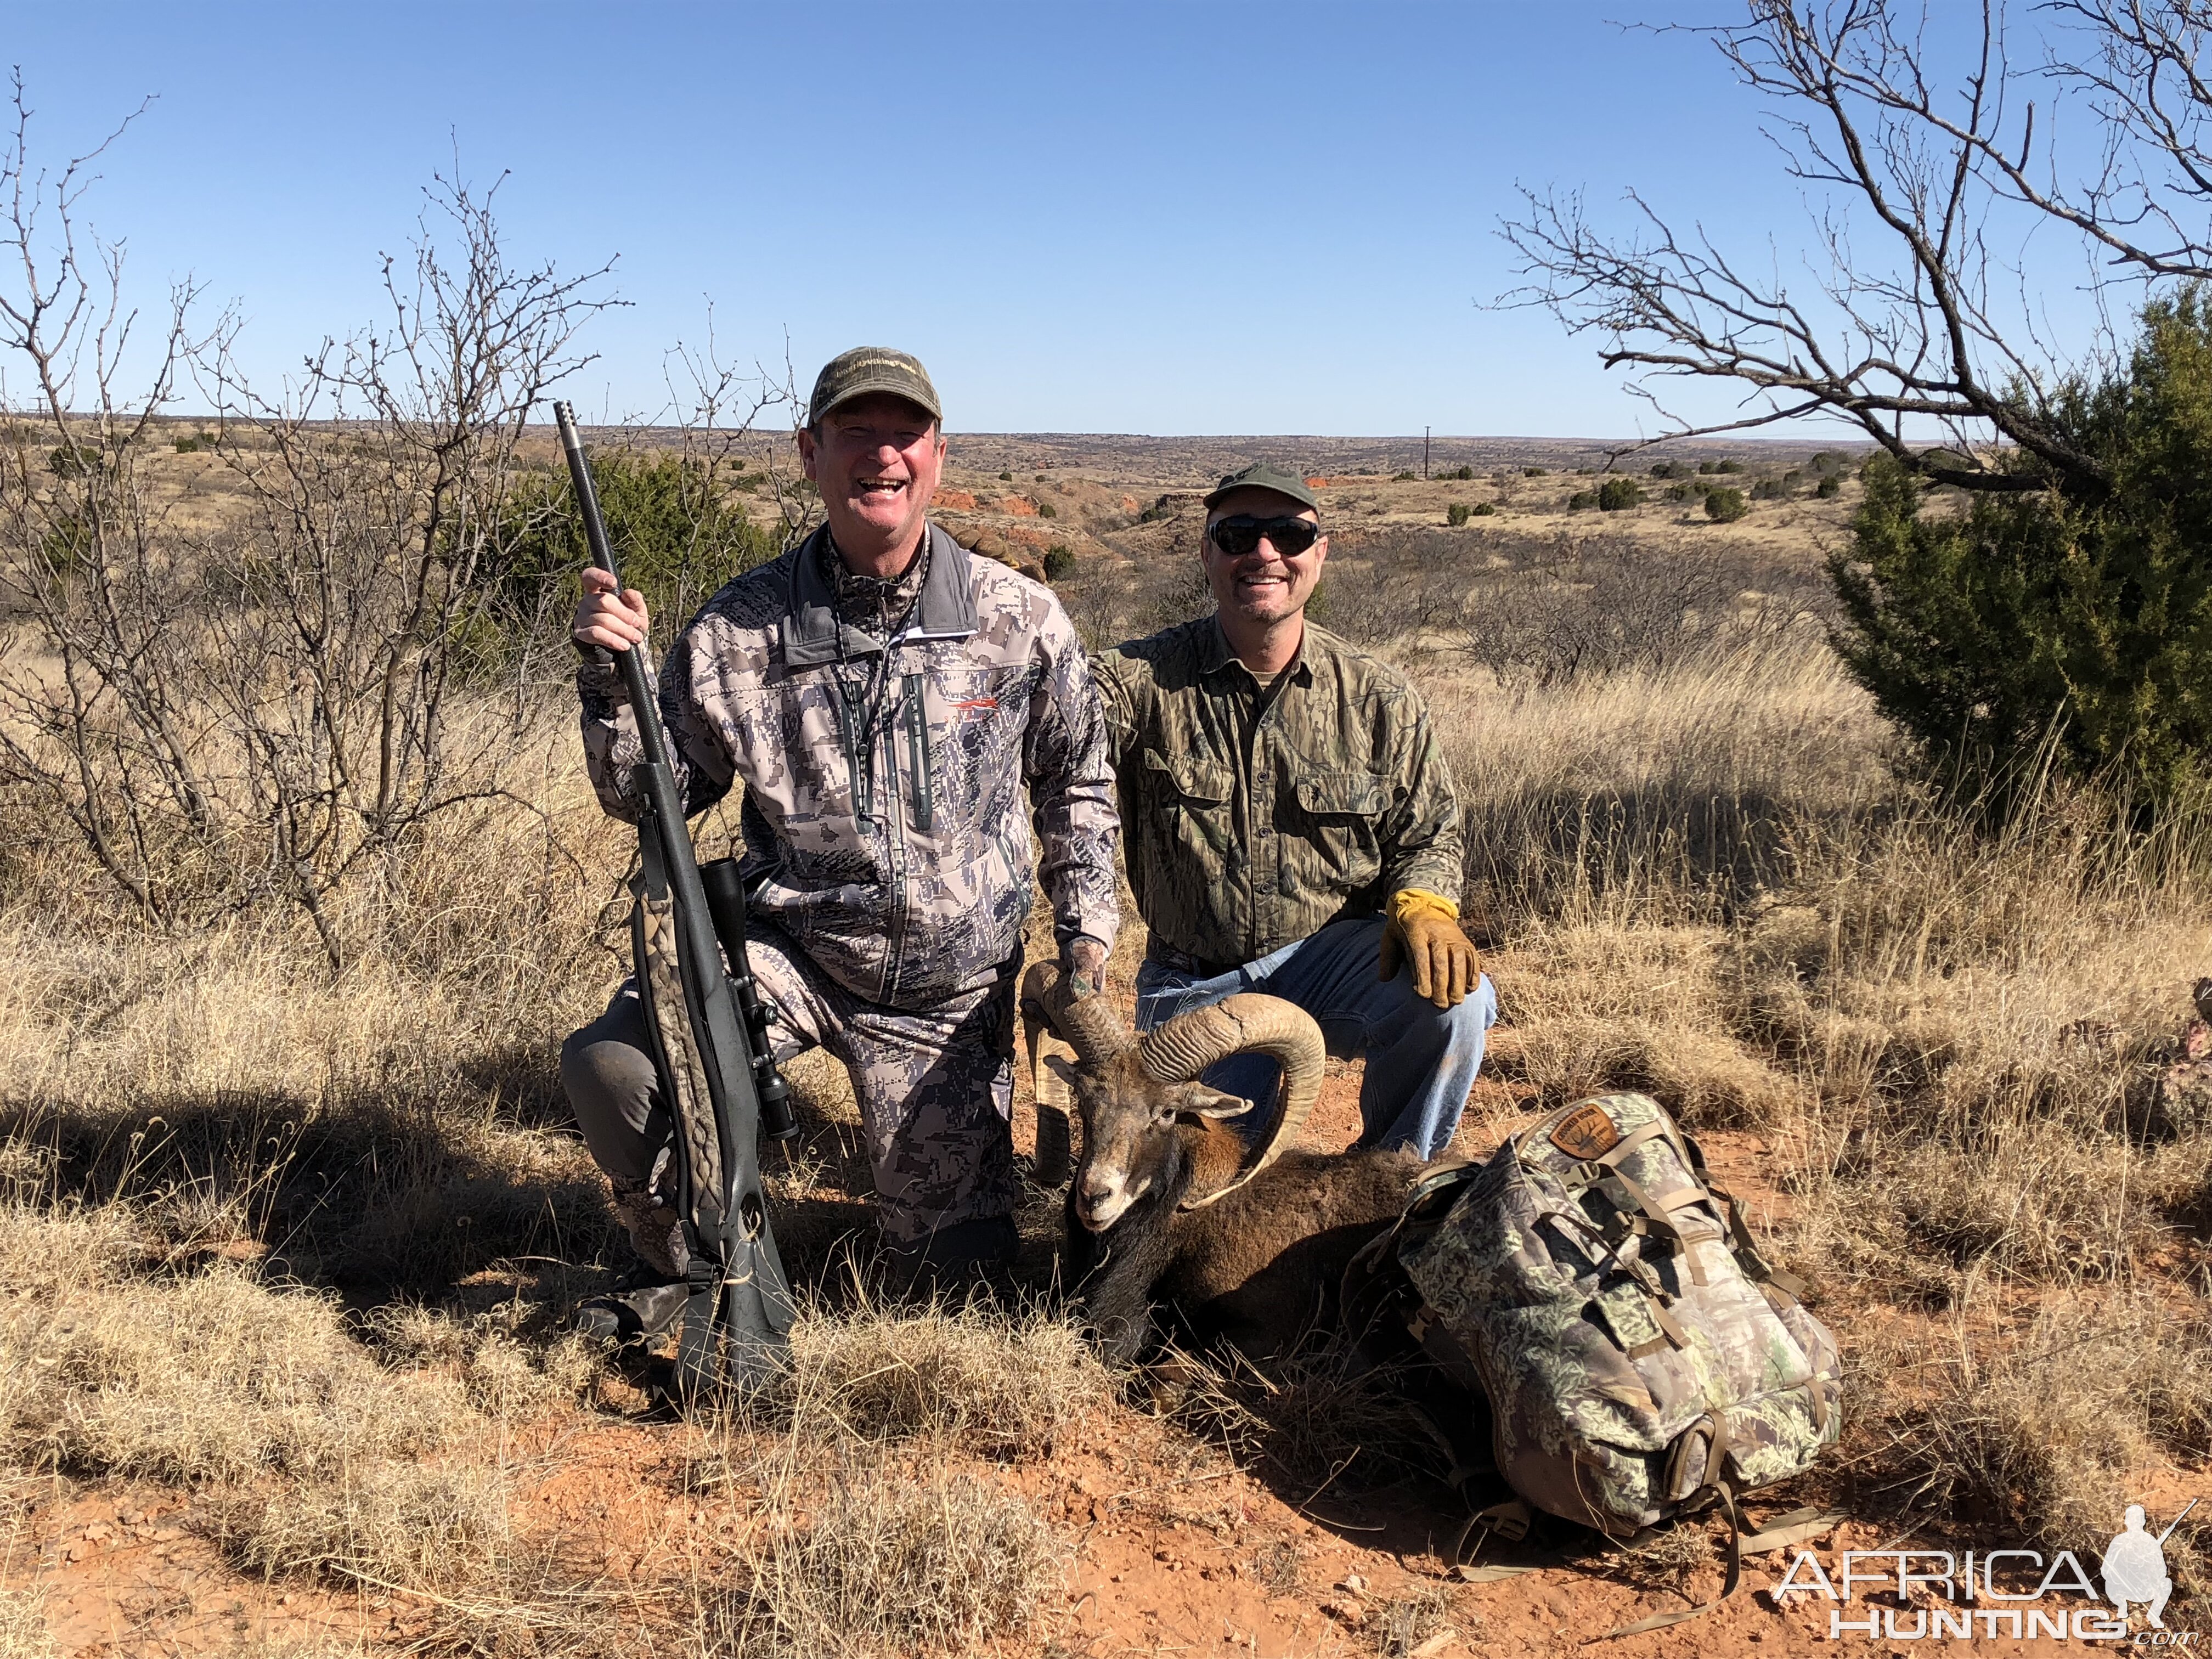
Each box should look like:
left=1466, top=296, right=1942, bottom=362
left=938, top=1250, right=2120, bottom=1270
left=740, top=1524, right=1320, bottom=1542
left=0, top=91, right=614, bottom=971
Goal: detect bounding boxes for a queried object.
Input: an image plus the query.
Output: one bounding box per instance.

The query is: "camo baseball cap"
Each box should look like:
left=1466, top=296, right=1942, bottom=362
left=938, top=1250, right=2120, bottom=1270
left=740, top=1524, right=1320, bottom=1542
left=807, top=346, right=941, bottom=426
left=1201, top=461, right=1321, bottom=515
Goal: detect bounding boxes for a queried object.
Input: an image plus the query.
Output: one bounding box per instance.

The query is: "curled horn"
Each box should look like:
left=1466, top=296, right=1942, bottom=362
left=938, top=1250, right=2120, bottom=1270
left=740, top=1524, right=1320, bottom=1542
left=1137, top=995, right=1325, bottom=1210
left=1019, top=961, right=1131, bottom=1062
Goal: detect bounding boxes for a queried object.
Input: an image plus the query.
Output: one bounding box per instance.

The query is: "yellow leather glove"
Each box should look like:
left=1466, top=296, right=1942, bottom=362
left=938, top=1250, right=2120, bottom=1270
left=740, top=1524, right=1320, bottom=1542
left=1378, top=889, right=1481, bottom=1009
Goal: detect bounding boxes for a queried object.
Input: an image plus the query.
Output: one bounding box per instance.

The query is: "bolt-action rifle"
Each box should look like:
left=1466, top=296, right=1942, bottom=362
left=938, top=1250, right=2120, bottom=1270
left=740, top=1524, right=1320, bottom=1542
left=554, top=400, right=800, bottom=1396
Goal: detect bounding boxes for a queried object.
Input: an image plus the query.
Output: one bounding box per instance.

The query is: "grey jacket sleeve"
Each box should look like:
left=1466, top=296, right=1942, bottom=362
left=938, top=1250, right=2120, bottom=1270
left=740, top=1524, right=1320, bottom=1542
left=1023, top=599, right=1122, bottom=956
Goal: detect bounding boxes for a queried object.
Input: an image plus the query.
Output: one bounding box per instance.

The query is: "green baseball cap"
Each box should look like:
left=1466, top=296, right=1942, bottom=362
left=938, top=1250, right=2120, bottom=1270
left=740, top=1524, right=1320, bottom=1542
left=807, top=346, right=941, bottom=426
left=1202, top=461, right=1320, bottom=516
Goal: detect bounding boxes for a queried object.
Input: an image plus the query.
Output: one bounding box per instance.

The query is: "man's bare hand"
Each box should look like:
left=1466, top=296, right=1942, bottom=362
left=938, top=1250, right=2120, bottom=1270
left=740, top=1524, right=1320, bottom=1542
left=573, top=566, right=651, bottom=654
left=1065, top=935, right=1108, bottom=995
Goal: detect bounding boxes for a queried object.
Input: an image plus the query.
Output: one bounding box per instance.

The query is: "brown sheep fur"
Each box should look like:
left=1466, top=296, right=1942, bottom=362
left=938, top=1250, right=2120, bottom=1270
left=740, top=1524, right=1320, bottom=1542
left=1059, top=1090, right=1422, bottom=1364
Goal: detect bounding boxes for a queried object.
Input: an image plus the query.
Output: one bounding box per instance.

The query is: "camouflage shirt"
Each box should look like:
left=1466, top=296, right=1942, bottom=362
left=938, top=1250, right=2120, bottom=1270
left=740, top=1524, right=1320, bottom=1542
left=1094, top=616, right=1463, bottom=969
left=579, top=523, right=1120, bottom=1010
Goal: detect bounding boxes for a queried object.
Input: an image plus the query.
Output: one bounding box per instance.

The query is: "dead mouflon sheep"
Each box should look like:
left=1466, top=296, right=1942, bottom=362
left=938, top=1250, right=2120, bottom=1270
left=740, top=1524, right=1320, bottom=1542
left=1021, top=962, right=1420, bottom=1365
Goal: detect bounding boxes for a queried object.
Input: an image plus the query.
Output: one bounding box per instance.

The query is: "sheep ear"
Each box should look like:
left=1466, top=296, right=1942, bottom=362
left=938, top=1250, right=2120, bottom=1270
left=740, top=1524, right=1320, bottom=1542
left=1172, top=1082, right=1253, bottom=1121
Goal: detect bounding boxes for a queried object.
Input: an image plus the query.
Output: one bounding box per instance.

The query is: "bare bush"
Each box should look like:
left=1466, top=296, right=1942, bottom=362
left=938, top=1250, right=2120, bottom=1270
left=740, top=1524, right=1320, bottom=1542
left=0, top=93, right=614, bottom=969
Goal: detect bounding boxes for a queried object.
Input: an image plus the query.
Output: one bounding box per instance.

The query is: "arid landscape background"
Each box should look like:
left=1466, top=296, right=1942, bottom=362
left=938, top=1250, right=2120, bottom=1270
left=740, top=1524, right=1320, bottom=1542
left=4, top=411, right=2209, bottom=1658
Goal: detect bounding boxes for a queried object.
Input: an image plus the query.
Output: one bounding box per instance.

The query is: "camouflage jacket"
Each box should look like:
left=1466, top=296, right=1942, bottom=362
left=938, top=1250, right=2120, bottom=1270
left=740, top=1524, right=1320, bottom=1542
left=1094, top=616, right=1463, bottom=970
left=578, top=524, right=1120, bottom=1010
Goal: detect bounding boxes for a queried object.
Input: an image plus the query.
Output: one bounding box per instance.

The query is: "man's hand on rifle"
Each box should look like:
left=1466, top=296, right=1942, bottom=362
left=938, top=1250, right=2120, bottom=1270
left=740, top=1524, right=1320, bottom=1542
left=574, top=567, right=651, bottom=654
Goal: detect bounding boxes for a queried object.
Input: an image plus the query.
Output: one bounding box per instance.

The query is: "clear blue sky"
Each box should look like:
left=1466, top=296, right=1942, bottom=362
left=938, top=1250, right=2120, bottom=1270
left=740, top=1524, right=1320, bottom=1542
left=0, top=3, right=2106, bottom=437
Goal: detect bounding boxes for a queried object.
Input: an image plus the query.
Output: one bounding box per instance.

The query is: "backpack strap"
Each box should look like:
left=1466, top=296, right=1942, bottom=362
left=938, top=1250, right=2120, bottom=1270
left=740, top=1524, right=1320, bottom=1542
left=1588, top=1413, right=1746, bottom=1642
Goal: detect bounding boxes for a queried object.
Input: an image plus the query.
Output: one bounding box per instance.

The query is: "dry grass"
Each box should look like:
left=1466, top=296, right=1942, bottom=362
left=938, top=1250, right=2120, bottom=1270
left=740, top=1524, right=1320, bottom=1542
left=769, top=1297, right=1109, bottom=1458
left=0, top=1584, right=54, bottom=1659
left=0, top=1205, right=478, bottom=1483
left=721, top=1465, right=1063, bottom=1657
left=1855, top=1286, right=2212, bottom=1556
left=212, top=1459, right=509, bottom=1590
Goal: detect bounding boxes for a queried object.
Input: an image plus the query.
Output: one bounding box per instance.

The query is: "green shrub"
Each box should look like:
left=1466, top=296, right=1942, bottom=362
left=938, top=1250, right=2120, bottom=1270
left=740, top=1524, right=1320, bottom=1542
left=1446, top=503, right=1471, bottom=526
left=1470, top=501, right=1496, bottom=516
left=1830, top=287, right=2212, bottom=797
left=1566, top=490, right=1596, bottom=510
left=1441, top=464, right=1474, bottom=481
left=998, top=471, right=1013, bottom=482
left=1392, top=470, right=1417, bottom=481
left=1715, top=459, right=1743, bottom=473
left=1037, top=503, right=1058, bottom=520
left=48, top=443, right=101, bottom=478
left=1649, top=460, right=1681, bottom=478
left=1705, top=487, right=1748, bottom=522
left=1751, top=478, right=1784, bottom=500
left=1042, top=543, right=1075, bottom=580
left=172, top=436, right=200, bottom=454
left=1810, top=450, right=1843, bottom=472
left=1664, top=482, right=1695, bottom=503
left=1697, top=460, right=1717, bottom=475
left=1783, top=469, right=1803, bottom=487
left=483, top=451, right=779, bottom=653
left=1816, top=475, right=1842, bottom=498
left=1522, top=466, right=1548, bottom=477
left=1033, top=473, right=1047, bottom=482
left=1596, top=477, right=1643, bottom=511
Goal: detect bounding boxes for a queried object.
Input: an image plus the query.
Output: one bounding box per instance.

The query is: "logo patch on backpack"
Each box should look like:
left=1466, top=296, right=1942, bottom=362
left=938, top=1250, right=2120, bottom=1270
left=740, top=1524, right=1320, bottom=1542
left=1549, top=1101, right=1622, bottom=1160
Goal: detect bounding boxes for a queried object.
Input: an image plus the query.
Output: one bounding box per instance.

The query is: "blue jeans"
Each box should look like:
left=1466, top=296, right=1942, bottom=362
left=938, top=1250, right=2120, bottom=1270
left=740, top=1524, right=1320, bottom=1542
left=1132, top=917, right=1497, bottom=1160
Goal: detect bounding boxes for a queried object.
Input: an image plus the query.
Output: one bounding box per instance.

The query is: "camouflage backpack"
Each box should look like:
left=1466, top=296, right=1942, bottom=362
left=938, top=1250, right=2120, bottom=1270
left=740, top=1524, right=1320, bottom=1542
left=1365, top=1092, right=1840, bottom=1628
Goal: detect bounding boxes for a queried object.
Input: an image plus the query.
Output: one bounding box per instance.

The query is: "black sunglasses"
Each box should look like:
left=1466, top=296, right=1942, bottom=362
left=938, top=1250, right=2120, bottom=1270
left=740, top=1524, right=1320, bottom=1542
left=1207, top=515, right=1321, bottom=557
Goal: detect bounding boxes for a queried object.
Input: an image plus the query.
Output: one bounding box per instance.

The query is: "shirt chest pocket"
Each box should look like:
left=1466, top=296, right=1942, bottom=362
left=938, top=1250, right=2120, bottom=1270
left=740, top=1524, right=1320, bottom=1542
left=1288, top=772, right=1390, bottom=889
left=1142, top=747, right=1237, bottom=860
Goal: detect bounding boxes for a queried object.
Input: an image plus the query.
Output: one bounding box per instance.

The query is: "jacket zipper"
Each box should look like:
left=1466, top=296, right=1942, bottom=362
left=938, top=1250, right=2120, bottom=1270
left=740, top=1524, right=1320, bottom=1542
left=902, top=673, right=934, bottom=832
left=837, top=679, right=873, bottom=823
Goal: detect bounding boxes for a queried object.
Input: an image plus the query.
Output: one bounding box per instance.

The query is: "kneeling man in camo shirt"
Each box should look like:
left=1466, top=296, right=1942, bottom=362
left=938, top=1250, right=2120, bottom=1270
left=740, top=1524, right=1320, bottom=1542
left=1094, top=463, right=1494, bottom=1158
left=561, top=348, right=1118, bottom=1335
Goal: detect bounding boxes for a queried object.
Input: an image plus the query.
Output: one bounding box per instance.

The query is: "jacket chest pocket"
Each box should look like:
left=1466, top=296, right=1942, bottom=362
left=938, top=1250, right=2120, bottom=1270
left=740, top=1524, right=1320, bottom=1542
left=1288, top=771, right=1390, bottom=890
left=917, top=663, right=1028, bottom=830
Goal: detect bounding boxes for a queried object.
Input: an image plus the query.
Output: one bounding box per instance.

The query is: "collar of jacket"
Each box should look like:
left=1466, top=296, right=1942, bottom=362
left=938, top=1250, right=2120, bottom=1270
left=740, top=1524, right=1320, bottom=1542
left=782, top=522, right=977, bottom=665
left=1198, top=613, right=1316, bottom=687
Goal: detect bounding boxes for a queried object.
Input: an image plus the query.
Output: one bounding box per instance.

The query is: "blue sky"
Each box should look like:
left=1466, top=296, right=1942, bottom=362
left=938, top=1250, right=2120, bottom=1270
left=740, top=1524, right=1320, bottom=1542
left=0, top=3, right=2115, bottom=437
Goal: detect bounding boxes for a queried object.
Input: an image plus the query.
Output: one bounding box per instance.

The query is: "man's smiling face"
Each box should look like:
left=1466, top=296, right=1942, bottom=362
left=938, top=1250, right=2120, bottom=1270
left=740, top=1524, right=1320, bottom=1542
left=797, top=392, right=945, bottom=560
left=1200, top=485, right=1328, bottom=628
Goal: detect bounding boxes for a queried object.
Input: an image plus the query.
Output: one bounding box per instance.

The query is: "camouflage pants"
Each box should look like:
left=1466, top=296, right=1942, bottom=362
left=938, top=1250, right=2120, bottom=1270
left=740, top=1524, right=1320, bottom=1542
left=560, top=922, right=1019, bottom=1254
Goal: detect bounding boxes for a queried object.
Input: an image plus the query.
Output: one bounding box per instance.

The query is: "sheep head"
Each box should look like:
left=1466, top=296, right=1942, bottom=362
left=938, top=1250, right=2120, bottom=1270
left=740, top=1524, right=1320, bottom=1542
left=1019, top=962, right=1327, bottom=1231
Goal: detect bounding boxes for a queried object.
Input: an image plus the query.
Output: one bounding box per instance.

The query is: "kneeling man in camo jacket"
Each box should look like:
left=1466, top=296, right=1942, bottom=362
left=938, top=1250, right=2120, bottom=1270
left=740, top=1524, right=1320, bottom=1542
left=561, top=348, right=1119, bottom=1336
left=1094, top=462, right=1495, bottom=1161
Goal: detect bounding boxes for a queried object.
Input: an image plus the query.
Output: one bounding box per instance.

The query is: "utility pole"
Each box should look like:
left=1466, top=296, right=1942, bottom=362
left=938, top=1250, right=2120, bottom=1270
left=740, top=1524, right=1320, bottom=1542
left=1423, top=427, right=1430, bottom=481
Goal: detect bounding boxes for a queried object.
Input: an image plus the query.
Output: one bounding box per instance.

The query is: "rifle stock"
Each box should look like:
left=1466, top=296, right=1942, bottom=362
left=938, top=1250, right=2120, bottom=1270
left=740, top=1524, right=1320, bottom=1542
left=554, top=400, right=794, bottom=1396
